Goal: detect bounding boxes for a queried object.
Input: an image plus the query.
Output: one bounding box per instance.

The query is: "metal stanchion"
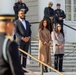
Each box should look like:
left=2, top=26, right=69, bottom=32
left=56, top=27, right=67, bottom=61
left=41, top=64, right=43, bottom=75
left=29, top=37, right=31, bottom=60
left=29, top=24, right=31, bottom=60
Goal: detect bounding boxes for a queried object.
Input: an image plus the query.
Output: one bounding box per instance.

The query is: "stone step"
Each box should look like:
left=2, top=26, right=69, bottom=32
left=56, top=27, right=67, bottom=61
left=31, top=41, right=76, bottom=45
left=31, top=49, right=76, bottom=53
left=29, top=56, right=76, bottom=60
left=26, top=64, right=76, bottom=72
left=31, top=47, right=76, bottom=50
left=31, top=52, right=76, bottom=56
left=31, top=50, right=76, bottom=53
left=29, top=61, right=76, bottom=65
left=29, top=60, right=76, bottom=63
left=25, top=72, right=76, bottom=75
left=29, top=41, right=76, bottom=72
left=31, top=39, right=73, bottom=43
left=27, top=64, right=76, bottom=68
left=27, top=61, right=76, bottom=66
left=31, top=42, right=76, bottom=45
left=31, top=41, right=76, bottom=44
left=31, top=46, right=76, bottom=50
left=31, top=44, right=76, bottom=48
left=26, top=67, right=76, bottom=72
left=29, top=60, right=76, bottom=66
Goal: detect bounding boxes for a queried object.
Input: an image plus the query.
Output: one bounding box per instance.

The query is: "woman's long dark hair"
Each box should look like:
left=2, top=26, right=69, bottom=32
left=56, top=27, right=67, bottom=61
left=55, top=24, right=64, bottom=37
left=39, top=19, right=50, bottom=31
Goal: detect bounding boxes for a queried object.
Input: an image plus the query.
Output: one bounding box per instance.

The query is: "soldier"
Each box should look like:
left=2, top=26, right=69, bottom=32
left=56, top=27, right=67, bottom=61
left=44, top=1, right=55, bottom=33
left=0, top=19, right=24, bottom=75
left=54, top=3, right=66, bottom=35
left=13, top=0, right=29, bottom=20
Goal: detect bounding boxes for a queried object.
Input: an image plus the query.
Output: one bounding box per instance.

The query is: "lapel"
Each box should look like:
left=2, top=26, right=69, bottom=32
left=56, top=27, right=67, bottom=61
left=18, top=19, right=26, bottom=32
left=25, top=20, right=28, bottom=30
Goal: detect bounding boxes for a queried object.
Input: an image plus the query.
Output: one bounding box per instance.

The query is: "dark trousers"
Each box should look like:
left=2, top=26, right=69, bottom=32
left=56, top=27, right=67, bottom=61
left=20, top=41, right=29, bottom=68
left=49, top=21, right=54, bottom=33
left=54, top=54, right=64, bottom=72
left=42, top=66, right=48, bottom=72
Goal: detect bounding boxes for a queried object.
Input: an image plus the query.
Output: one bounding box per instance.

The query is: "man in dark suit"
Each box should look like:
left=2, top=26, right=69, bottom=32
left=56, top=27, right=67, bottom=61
left=14, top=9, right=31, bottom=71
left=13, top=0, right=29, bottom=20
left=0, top=19, right=24, bottom=75
left=54, top=3, right=66, bottom=35
left=44, top=1, right=54, bottom=33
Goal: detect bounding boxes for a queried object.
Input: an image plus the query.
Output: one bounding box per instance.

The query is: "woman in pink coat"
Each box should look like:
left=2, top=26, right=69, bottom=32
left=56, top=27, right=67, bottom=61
left=51, top=24, right=65, bottom=72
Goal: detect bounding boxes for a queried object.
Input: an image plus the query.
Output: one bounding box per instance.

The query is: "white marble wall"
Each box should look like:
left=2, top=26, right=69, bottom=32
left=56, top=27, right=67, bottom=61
left=23, top=0, right=38, bottom=22
left=0, top=0, right=15, bottom=14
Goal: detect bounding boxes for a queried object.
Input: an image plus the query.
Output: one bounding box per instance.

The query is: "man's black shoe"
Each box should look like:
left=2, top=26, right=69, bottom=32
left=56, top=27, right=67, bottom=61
left=60, top=70, right=65, bottom=72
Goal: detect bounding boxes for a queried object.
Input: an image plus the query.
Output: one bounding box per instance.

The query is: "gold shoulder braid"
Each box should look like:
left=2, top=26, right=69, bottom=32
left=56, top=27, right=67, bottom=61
left=5, top=35, right=13, bottom=41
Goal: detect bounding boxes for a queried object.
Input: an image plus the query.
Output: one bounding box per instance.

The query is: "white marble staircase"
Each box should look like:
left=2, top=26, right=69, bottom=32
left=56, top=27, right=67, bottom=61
left=26, top=40, right=76, bottom=75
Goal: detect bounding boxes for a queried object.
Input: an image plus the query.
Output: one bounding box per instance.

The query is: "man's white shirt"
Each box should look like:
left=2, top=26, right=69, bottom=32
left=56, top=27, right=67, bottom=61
left=19, top=18, right=26, bottom=30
